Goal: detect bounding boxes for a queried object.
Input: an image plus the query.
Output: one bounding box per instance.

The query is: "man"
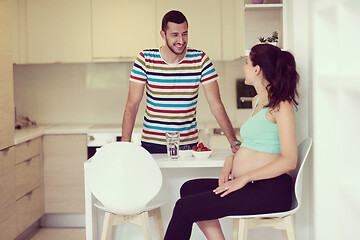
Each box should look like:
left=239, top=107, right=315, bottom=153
left=122, top=10, right=241, bottom=153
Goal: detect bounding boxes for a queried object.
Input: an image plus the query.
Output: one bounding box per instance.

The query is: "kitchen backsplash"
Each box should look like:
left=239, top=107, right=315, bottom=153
left=13, top=59, right=251, bottom=127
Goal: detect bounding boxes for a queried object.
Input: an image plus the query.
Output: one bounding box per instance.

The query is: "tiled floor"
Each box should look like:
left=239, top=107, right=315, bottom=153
left=29, top=228, right=86, bottom=240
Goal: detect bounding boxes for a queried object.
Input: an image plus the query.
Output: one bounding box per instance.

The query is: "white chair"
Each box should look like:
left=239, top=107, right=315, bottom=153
left=229, top=138, right=312, bottom=240
left=85, top=142, right=165, bottom=240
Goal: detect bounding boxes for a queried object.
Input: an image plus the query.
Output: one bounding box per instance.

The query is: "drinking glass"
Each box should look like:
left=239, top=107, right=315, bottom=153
left=166, top=132, right=180, bottom=159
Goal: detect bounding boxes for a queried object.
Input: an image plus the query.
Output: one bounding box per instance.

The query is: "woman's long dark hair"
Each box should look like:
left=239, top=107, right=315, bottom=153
left=250, top=44, right=299, bottom=110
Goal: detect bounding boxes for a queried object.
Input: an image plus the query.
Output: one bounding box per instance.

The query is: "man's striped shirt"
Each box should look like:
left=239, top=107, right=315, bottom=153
left=130, top=48, right=219, bottom=145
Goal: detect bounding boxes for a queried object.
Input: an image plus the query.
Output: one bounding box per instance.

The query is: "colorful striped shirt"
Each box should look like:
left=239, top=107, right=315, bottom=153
left=130, top=48, right=219, bottom=146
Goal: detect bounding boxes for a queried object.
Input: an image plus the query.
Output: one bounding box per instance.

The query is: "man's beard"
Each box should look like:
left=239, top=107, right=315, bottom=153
left=165, top=37, right=187, bottom=55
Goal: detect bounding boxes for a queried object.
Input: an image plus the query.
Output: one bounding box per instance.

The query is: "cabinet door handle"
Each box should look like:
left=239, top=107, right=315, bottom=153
left=25, top=190, right=33, bottom=198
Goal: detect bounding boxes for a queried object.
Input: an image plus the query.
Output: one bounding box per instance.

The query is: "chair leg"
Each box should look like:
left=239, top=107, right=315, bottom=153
left=238, top=219, right=248, bottom=240
left=140, top=211, right=152, bottom=240
left=283, top=216, right=296, bottom=240
left=152, top=208, right=165, bottom=240
left=281, top=230, right=289, bottom=240
left=232, top=219, right=239, bottom=240
left=101, top=212, right=114, bottom=240
left=232, top=218, right=248, bottom=240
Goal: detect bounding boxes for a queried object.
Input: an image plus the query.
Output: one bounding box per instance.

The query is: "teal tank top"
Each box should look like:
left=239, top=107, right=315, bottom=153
left=240, top=97, right=281, bottom=154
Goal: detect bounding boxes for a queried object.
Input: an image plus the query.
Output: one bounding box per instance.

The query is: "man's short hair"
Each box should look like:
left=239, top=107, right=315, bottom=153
left=161, top=10, right=188, bottom=32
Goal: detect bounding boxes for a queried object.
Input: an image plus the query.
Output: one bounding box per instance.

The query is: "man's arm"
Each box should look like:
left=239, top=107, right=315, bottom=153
left=202, top=81, right=240, bottom=152
left=121, top=81, right=145, bottom=142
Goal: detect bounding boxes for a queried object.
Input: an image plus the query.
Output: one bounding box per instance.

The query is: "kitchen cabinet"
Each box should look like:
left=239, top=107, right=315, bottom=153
left=0, top=148, right=17, bottom=240
left=243, top=0, right=287, bottom=54
left=92, top=0, right=244, bottom=61
left=0, top=0, right=14, bottom=150
left=43, top=134, right=87, bottom=213
left=0, top=2, right=17, bottom=239
left=14, top=137, right=44, bottom=234
left=12, top=0, right=288, bottom=63
left=92, top=0, right=157, bottom=61
left=16, top=187, right=43, bottom=234
left=14, top=0, right=92, bottom=63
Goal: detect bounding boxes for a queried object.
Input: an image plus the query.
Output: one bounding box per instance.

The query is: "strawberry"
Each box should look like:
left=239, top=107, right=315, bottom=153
left=192, top=146, right=198, bottom=151
left=198, top=143, right=204, bottom=149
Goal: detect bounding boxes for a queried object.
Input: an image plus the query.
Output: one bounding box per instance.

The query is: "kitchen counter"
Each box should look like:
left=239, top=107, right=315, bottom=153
left=14, top=124, right=142, bottom=144
left=14, top=125, right=53, bottom=144
left=14, top=123, right=236, bottom=145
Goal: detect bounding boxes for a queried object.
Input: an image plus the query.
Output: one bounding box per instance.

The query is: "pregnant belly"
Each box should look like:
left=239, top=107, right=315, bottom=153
left=232, top=147, right=280, bottom=178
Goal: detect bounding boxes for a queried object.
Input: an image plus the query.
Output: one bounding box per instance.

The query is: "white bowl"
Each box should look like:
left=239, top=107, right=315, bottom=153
left=179, top=150, right=193, bottom=157
left=192, top=150, right=212, bottom=159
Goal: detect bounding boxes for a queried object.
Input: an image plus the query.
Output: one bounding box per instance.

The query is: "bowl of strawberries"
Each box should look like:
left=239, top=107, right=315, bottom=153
left=192, top=143, right=212, bottom=159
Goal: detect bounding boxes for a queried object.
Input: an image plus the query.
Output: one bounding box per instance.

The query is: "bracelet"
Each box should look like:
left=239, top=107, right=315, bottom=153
left=230, top=140, right=241, bottom=149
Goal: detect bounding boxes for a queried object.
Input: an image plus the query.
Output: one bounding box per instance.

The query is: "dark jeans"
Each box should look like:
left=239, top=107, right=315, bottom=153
left=164, top=174, right=292, bottom=240
left=141, top=141, right=197, bottom=154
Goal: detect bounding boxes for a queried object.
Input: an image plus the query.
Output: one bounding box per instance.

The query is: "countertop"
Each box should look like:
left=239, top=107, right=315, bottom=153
left=14, top=123, right=232, bottom=145
left=14, top=124, right=142, bottom=144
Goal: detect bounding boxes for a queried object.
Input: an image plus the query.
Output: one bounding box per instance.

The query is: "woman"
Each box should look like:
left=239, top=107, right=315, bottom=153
left=164, top=44, right=300, bottom=240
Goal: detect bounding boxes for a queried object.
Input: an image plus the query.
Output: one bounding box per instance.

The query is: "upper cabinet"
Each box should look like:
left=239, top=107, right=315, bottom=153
left=13, top=0, right=92, bottom=64
left=92, top=0, right=157, bottom=61
left=93, top=0, right=244, bottom=61
left=13, top=0, right=288, bottom=63
left=243, top=0, right=287, bottom=54
left=0, top=0, right=15, bottom=150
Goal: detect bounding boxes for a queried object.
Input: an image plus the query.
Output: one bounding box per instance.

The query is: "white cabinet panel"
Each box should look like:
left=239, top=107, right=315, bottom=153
left=26, top=0, right=92, bottom=63
left=92, top=0, right=157, bottom=60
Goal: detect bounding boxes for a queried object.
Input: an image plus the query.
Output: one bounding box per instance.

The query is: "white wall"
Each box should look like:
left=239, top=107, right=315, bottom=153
left=311, top=0, right=360, bottom=239
left=291, top=1, right=312, bottom=240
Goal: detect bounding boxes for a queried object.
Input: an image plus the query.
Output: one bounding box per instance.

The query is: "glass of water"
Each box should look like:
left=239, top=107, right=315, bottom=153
left=166, top=132, right=180, bottom=159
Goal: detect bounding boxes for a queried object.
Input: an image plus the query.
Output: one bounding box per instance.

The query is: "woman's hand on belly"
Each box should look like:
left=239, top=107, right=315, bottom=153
left=213, top=175, right=250, bottom=198
left=218, top=155, right=235, bottom=186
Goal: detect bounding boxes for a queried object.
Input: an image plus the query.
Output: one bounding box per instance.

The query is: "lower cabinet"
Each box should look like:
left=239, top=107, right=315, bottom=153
left=0, top=147, right=17, bottom=240
left=14, top=137, right=44, bottom=235
left=43, top=134, right=87, bottom=213
left=0, top=137, right=44, bottom=240
left=16, top=187, right=43, bottom=233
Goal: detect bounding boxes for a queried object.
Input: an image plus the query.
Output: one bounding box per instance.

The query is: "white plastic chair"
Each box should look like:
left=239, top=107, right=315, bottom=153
left=229, top=138, right=312, bottom=240
left=85, top=142, right=165, bottom=240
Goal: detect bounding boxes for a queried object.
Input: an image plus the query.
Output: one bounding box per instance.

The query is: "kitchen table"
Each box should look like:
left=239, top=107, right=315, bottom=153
left=84, top=149, right=232, bottom=240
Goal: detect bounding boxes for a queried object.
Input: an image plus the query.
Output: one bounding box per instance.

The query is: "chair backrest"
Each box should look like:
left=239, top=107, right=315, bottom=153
left=289, top=138, right=312, bottom=211
left=85, top=142, right=162, bottom=215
